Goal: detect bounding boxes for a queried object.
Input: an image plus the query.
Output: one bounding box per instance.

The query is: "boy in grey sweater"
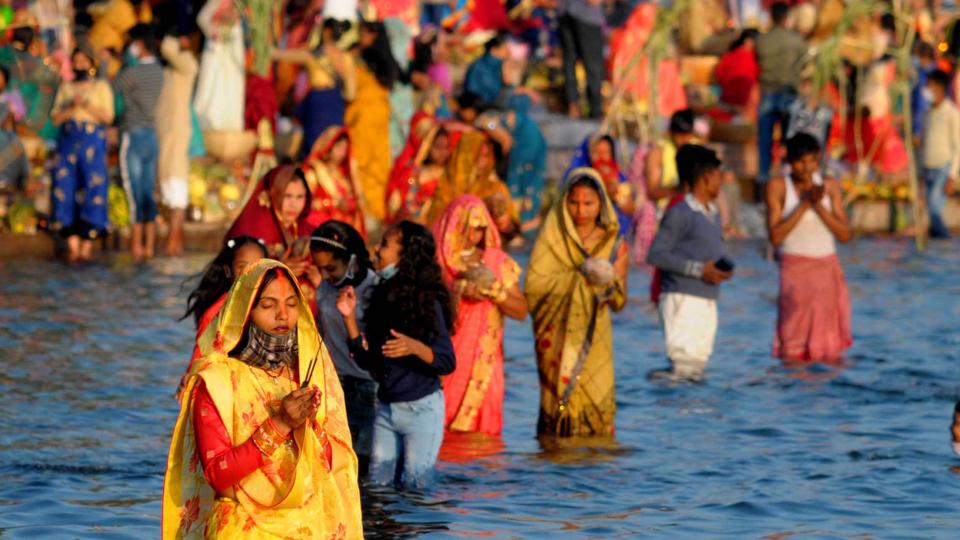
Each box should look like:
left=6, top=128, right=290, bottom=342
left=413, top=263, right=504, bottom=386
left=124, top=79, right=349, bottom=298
left=647, top=145, right=733, bottom=379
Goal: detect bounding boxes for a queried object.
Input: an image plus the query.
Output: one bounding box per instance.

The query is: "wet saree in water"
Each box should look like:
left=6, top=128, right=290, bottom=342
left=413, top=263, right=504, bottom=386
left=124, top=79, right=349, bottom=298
left=526, top=169, right=626, bottom=437
left=301, top=126, right=366, bottom=236
left=434, top=196, right=521, bottom=435
left=162, top=259, right=362, bottom=539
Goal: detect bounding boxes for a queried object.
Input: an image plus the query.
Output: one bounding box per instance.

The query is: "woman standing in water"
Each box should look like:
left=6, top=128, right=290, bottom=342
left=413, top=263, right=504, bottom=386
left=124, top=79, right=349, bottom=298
left=49, top=45, right=114, bottom=262
left=434, top=195, right=528, bottom=436
left=177, top=235, right=267, bottom=400
left=307, top=221, right=378, bottom=475
left=336, top=221, right=455, bottom=488
left=526, top=169, right=628, bottom=438
left=767, top=133, right=852, bottom=362
left=163, top=259, right=362, bottom=538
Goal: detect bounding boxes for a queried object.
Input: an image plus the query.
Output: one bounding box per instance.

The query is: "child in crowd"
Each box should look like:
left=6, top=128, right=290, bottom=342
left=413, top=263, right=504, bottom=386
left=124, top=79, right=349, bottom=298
left=307, top=220, right=378, bottom=475
left=767, top=134, right=852, bottom=362
left=919, top=69, right=959, bottom=239
left=786, top=74, right=832, bottom=151
left=336, top=220, right=455, bottom=488
left=647, top=144, right=732, bottom=379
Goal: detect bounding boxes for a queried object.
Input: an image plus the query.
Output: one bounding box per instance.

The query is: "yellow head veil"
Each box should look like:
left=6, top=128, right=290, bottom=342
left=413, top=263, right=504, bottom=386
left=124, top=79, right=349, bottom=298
left=162, top=259, right=362, bottom=539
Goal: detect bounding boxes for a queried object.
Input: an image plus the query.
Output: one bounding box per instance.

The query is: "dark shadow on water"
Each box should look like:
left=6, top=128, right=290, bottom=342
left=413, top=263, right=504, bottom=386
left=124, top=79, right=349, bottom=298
left=360, top=483, right=453, bottom=538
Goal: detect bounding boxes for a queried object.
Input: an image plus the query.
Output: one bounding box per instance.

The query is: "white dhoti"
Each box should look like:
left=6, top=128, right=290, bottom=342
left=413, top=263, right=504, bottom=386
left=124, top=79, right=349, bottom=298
left=659, top=292, right=718, bottom=378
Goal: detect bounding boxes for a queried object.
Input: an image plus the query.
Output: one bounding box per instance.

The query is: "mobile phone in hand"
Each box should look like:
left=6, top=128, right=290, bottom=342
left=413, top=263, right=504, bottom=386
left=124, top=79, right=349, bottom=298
left=715, top=257, right=735, bottom=273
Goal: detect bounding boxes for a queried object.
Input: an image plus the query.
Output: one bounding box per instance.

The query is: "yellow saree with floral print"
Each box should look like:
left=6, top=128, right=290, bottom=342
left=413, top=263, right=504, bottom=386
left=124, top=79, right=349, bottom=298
left=162, top=259, right=362, bottom=539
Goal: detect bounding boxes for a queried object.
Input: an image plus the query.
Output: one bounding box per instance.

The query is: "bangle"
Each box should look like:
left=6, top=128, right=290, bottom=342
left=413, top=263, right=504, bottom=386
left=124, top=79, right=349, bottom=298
left=266, top=416, right=290, bottom=438
left=251, top=417, right=290, bottom=457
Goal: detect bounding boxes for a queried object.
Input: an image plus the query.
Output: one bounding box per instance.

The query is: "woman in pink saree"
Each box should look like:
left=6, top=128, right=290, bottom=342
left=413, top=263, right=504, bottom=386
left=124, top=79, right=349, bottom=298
left=433, top=195, right=528, bottom=436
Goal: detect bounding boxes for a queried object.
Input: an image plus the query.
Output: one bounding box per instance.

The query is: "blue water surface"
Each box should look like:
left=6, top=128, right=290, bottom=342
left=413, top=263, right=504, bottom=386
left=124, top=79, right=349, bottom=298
left=1, top=237, right=958, bottom=538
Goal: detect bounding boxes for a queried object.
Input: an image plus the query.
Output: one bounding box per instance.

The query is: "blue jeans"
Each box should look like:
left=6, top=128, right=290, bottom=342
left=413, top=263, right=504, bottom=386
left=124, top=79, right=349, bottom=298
left=370, top=389, right=444, bottom=489
left=339, top=375, right=377, bottom=473
left=121, top=127, right=158, bottom=223
left=923, top=165, right=952, bottom=238
left=758, top=90, right=797, bottom=184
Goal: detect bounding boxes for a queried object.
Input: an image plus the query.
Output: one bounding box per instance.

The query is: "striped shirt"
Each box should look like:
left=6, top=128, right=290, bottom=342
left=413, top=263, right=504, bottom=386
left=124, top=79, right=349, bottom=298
left=113, top=58, right=164, bottom=131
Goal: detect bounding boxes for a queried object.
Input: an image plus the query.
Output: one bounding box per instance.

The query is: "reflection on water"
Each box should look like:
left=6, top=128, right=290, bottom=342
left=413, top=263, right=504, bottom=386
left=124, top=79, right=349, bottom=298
left=1, top=238, right=959, bottom=537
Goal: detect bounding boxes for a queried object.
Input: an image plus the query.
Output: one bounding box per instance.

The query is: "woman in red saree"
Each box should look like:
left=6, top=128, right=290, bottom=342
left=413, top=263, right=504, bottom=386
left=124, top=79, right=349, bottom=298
left=226, top=165, right=318, bottom=309
left=386, top=124, right=458, bottom=225
left=301, top=126, right=366, bottom=236
left=434, top=195, right=528, bottom=436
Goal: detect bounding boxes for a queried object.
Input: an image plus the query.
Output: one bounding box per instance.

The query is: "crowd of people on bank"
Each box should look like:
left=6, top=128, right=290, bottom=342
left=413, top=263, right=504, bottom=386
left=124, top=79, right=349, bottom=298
left=1, top=0, right=956, bottom=538
left=2, top=0, right=959, bottom=253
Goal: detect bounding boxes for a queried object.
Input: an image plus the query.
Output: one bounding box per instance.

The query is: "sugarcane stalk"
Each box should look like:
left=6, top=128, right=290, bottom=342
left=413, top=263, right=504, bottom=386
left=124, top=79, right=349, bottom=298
left=889, top=2, right=926, bottom=249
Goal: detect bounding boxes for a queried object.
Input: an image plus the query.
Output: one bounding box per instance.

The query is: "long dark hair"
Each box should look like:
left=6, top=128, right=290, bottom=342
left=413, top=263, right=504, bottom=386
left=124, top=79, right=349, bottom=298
left=309, top=220, right=372, bottom=287
left=359, top=21, right=400, bottom=89
left=729, top=28, right=759, bottom=52
left=367, top=221, right=454, bottom=347
left=182, top=236, right=267, bottom=326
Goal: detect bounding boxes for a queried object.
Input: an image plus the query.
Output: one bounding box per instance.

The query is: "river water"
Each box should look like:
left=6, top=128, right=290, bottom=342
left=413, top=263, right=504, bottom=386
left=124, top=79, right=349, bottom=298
left=1, top=237, right=958, bottom=538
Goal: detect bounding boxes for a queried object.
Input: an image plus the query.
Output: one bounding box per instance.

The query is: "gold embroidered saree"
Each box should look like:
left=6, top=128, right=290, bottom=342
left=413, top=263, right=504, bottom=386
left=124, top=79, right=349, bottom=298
left=525, top=169, right=626, bottom=437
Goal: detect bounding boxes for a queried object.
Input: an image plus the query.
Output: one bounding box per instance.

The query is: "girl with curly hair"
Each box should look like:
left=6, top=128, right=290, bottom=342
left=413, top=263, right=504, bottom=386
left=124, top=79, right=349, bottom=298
left=336, top=220, right=455, bottom=488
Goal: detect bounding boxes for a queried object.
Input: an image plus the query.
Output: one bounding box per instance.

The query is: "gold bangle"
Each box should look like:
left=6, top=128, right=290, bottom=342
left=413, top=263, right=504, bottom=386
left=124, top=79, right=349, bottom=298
left=265, top=416, right=290, bottom=440
left=251, top=417, right=289, bottom=457
left=251, top=424, right=283, bottom=456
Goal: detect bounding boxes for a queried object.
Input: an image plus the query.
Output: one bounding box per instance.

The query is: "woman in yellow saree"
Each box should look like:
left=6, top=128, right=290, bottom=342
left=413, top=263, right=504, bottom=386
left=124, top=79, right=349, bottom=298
left=526, top=168, right=629, bottom=438
left=425, top=130, right=519, bottom=239
left=162, top=259, right=362, bottom=539
left=345, top=21, right=398, bottom=223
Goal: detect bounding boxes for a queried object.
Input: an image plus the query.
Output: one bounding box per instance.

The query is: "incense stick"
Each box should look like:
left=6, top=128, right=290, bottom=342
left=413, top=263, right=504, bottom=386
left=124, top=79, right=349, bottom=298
left=300, top=350, right=319, bottom=389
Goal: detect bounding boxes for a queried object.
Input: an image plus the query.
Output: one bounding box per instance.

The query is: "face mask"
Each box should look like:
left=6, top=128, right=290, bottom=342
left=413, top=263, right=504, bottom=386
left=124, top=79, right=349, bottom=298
left=73, top=69, right=90, bottom=82
left=922, top=87, right=936, bottom=103
left=953, top=441, right=960, bottom=457
left=328, top=254, right=357, bottom=288
left=378, top=262, right=398, bottom=281
left=127, top=43, right=142, bottom=60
